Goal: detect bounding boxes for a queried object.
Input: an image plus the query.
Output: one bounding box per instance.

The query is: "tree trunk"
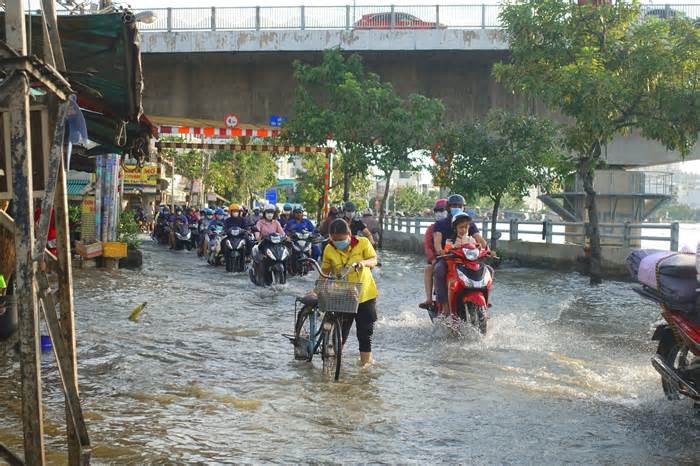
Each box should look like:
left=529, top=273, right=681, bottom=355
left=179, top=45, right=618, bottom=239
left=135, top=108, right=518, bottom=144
left=342, top=169, right=351, bottom=203
left=316, top=194, right=324, bottom=225
left=377, top=170, right=393, bottom=249
left=581, top=149, right=602, bottom=285
left=490, top=193, right=502, bottom=249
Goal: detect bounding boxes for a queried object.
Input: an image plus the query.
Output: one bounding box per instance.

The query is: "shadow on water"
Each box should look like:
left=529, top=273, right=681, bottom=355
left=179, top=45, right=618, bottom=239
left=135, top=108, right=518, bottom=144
left=0, top=241, right=698, bottom=463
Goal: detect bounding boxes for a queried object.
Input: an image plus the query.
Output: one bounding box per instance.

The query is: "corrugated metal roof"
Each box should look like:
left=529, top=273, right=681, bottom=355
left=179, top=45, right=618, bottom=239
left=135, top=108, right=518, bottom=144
left=66, top=179, right=90, bottom=197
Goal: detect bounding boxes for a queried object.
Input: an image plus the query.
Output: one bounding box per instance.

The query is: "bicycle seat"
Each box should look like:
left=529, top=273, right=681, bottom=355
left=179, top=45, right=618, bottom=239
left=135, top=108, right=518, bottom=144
left=297, top=293, right=318, bottom=307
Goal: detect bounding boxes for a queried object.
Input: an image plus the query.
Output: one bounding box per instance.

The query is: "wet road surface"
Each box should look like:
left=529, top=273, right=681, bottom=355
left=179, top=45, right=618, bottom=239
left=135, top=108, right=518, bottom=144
left=1, top=240, right=699, bottom=463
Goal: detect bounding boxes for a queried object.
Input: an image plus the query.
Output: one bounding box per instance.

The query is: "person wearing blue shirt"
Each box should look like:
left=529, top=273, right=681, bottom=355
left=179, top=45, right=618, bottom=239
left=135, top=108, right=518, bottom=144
left=285, top=207, right=320, bottom=260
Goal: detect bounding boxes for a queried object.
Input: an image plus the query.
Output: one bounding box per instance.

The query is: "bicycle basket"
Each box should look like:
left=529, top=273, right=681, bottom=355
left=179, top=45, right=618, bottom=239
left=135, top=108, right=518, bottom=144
left=314, top=279, right=363, bottom=314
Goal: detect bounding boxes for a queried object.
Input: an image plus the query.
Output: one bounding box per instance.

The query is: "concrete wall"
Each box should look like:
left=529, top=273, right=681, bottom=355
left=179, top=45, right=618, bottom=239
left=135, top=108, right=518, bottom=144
left=381, top=229, right=632, bottom=279
left=140, top=29, right=509, bottom=53
left=141, top=50, right=516, bottom=125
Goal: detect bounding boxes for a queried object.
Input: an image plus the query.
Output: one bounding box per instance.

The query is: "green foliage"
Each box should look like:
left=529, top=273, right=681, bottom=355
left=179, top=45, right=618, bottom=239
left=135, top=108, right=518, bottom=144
left=393, top=186, right=437, bottom=214
left=494, top=0, right=700, bottom=160
left=118, top=210, right=140, bottom=250
left=285, top=49, right=382, bottom=200
left=658, top=201, right=700, bottom=222
left=206, top=149, right=278, bottom=205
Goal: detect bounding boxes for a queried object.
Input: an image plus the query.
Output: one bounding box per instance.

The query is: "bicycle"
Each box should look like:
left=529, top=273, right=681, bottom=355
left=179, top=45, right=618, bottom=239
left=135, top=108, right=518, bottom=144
left=286, top=258, right=363, bottom=381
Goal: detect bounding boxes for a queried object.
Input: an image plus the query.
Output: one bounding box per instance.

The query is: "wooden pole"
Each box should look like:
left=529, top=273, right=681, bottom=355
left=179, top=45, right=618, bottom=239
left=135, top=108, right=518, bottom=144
left=6, top=0, right=46, bottom=463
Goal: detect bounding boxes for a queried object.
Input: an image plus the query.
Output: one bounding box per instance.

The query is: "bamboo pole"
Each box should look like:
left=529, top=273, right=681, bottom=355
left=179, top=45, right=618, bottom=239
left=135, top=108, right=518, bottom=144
left=6, top=0, right=46, bottom=463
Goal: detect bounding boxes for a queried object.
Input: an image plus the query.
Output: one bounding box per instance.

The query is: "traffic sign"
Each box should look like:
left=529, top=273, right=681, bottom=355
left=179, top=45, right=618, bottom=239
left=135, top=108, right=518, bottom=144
left=265, top=188, right=277, bottom=205
left=225, top=113, right=240, bottom=128
left=269, top=115, right=288, bottom=127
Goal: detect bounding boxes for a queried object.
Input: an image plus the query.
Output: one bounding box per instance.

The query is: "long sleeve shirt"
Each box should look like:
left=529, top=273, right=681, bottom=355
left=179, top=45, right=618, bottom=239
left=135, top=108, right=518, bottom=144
left=256, top=219, right=285, bottom=238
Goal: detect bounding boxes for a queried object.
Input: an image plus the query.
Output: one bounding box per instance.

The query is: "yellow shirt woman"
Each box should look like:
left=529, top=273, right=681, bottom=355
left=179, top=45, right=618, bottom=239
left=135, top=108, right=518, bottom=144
left=321, top=218, right=379, bottom=366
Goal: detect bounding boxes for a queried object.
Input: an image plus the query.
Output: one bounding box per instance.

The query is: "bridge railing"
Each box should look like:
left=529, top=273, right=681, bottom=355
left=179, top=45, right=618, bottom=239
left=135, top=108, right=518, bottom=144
left=383, top=216, right=681, bottom=251
left=131, top=4, right=700, bottom=32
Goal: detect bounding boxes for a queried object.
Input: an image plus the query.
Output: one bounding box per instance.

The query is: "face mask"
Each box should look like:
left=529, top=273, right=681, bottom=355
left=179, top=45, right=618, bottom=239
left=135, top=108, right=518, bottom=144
left=450, top=208, right=463, bottom=217
left=216, top=215, right=224, bottom=220
left=206, top=215, right=213, bottom=219
left=345, top=211, right=354, bottom=219
left=265, top=213, right=274, bottom=220
left=332, top=239, right=350, bottom=250
left=232, top=212, right=239, bottom=218
left=435, top=211, right=448, bottom=221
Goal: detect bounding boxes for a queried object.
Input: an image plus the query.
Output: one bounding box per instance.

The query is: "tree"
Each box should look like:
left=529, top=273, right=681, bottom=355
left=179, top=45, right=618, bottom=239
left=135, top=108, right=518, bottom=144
left=494, top=0, right=700, bottom=283
left=206, top=149, right=279, bottom=205
left=284, top=49, right=376, bottom=202
left=442, top=109, right=566, bottom=248
left=393, top=186, right=437, bottom=214
left=368, top=90, right=445, bottom=246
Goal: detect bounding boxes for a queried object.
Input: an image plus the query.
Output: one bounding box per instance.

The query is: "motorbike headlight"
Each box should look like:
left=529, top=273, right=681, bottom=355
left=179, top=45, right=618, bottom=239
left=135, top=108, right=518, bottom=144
left=464, top=248, right=480, bottom=261
left=266, top=249, right=276, bottom=260
left=231, top=228, right=240, bottom=236
left=270, top=236, right=281, bottom=244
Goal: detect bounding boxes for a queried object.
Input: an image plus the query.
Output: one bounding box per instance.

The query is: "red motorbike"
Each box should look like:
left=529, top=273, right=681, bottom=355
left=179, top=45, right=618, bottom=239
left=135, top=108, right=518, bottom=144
left=431, top=243, right=494, bottom=334
left=634, top=287, right=700, bottom=406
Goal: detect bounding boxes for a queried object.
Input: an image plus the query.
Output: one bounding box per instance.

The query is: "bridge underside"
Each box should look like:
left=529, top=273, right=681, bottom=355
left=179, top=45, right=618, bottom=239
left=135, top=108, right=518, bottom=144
left=141, top=50, right=699, bottom=167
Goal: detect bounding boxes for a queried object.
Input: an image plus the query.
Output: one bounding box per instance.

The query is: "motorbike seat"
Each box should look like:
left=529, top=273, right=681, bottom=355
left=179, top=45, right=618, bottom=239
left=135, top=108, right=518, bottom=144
left=297, top=293, right=318, bottom=307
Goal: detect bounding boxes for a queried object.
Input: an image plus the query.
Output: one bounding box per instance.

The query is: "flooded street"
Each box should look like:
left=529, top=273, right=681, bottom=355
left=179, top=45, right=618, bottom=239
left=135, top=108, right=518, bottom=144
left=1, top=240, right=699, bottom=463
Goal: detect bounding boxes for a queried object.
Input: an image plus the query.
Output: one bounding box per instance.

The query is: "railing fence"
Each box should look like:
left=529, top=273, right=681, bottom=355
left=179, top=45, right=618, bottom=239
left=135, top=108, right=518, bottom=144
left=383, top=217, right=681, bottom=251
left=124, top=4, right=700, bottom=32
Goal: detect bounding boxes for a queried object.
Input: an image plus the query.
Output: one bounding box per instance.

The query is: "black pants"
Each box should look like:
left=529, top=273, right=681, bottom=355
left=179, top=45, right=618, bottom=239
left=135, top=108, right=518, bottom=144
left=340, top=298, right=377, bottom=353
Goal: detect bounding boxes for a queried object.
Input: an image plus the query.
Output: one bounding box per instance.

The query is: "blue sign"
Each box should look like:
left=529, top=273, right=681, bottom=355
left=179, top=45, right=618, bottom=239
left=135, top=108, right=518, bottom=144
left=269, top=115, right=288, bottom=127
left=265, top=189, right=277, bottom=205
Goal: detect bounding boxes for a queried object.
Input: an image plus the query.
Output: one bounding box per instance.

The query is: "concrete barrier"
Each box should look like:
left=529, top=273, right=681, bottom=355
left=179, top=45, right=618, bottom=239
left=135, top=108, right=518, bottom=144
left=380, top=230, right=632, bottom=279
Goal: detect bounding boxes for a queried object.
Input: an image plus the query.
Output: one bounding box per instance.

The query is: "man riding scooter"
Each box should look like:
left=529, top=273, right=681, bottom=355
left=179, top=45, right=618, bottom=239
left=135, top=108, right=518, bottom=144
left=222, top=203, right=255, bottom=271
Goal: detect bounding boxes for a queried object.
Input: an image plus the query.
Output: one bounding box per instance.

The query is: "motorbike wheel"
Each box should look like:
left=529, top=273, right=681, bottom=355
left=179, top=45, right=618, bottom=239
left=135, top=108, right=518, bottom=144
left=467, top=303, right=488, bottom=335
left=248, top=267, right=257, bottom=285
left=225, top=253, right=234, bottom=273
left=321, top=315, right=343, bottom=381
left=235, top=254, right=245, bottom=273
left=185, top=242, right=192, bottom=251
left=273, top=270, right=286, bottom=285
left=656, top=329, right=691, bottom=400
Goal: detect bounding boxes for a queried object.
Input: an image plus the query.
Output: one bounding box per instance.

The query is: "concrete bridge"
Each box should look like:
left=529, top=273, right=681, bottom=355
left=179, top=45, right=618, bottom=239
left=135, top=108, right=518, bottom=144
left=137, top=4, right=700, bottom=167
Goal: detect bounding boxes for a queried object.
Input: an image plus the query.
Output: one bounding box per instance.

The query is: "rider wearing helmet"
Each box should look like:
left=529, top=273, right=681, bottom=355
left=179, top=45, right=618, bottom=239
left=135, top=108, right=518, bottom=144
left=432, top=196, right=487, bottom=310
left=207, top=207, right=227, bottom=249
left=255, top=204, right=285, bottom=241
left=419, top=199, right=448, bottom=310
left=319, top=206, right=340, bottom=237
left=342, top=201, right=375, bottom=246
left=279, top=203, right=293, bottom=228
left=285, top=207, right=320, bottom=259
left=224, top=203, right=250, bottom=231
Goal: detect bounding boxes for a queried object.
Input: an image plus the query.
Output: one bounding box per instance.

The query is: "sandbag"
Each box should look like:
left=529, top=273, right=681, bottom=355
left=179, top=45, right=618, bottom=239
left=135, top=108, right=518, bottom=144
left=638, top=251, right=698, bottom=303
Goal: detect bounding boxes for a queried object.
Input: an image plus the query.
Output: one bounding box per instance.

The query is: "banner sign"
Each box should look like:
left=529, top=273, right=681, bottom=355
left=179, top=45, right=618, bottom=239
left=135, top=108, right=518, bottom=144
left=123, top=164, right=161, bottom=193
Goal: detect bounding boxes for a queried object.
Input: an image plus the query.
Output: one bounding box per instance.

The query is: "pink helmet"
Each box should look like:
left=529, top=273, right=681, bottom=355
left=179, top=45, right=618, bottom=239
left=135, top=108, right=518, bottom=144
left=433, top=199, right=448, bottom=210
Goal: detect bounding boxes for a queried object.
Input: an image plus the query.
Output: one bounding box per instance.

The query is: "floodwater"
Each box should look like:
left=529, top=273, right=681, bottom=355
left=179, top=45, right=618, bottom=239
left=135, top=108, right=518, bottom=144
left=1, top=241, right=699, bottom=463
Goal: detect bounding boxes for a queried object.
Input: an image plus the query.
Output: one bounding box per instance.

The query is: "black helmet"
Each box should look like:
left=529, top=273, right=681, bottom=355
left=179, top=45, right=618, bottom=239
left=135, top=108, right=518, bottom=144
left=343, top=201, right=357, bottom=212
left=447, top=194, right=466, bottom=206
left=293, top=207, right=303, bottom=214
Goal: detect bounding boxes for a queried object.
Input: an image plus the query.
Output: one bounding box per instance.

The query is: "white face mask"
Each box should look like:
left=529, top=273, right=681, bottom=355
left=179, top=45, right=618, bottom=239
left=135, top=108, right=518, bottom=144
left=435, top=211, right=448, bottom=221
left=265, top=213, right=274, bottom=220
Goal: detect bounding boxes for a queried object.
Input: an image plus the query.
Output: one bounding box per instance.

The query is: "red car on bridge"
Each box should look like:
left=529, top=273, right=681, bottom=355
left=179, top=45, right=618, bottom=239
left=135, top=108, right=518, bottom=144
left=354, top=12, right=446, bottom=29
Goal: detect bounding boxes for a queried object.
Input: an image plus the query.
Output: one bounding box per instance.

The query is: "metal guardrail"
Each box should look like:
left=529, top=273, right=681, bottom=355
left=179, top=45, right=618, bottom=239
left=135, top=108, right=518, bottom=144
left=130, top=4, right=700, bottom=32
left=383, top=216, right=681, bottom=251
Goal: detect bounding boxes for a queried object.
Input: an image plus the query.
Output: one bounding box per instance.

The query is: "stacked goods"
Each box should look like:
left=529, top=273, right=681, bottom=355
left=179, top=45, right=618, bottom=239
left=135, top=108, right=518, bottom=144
left=627, top=250, right=698, bottom=305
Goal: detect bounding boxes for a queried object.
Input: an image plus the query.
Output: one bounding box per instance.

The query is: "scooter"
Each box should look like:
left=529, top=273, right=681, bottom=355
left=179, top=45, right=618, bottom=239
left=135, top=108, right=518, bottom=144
left=632, top=253, right=700, bottom=409
left=153, top=218, right=170, bottom=246
left=250, top=234, right=289, bottom=286
left=207, top=225, right=225, bottom=265
left=173, top=220, right=192, bottom=251
left=223, top=227, right=253, bottom=273
left=189, top=221, right=199, bottom=251
left=287, top=230, right=319, bottom=277
left=431, top=243, right=493, bottom=334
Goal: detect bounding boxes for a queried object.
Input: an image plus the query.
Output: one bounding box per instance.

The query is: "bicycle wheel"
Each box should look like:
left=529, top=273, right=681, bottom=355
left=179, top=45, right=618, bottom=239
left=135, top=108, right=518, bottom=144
left=322, top=315, right=343, bottom=381
left=294, top=305, right=316, bottom=361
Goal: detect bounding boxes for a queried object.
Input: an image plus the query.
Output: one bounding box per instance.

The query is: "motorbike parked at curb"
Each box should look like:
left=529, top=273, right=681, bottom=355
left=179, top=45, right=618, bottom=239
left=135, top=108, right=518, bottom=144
left=222, top=227, right=253, bottom=273
left=430, top=243, right=494, bottom=334
left=632, top=248, right=700, bottom=410
left=250, top=234, right=289, bottom=286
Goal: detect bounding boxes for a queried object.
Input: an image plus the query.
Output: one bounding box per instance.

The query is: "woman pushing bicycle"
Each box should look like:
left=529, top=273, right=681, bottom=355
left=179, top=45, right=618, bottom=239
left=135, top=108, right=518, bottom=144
left=321, top=218, right=379, bottom=367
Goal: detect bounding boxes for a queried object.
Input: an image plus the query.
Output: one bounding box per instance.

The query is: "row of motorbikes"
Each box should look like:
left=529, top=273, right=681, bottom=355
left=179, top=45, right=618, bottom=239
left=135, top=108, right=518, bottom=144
left=154, top=216, right=323, bottom=287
